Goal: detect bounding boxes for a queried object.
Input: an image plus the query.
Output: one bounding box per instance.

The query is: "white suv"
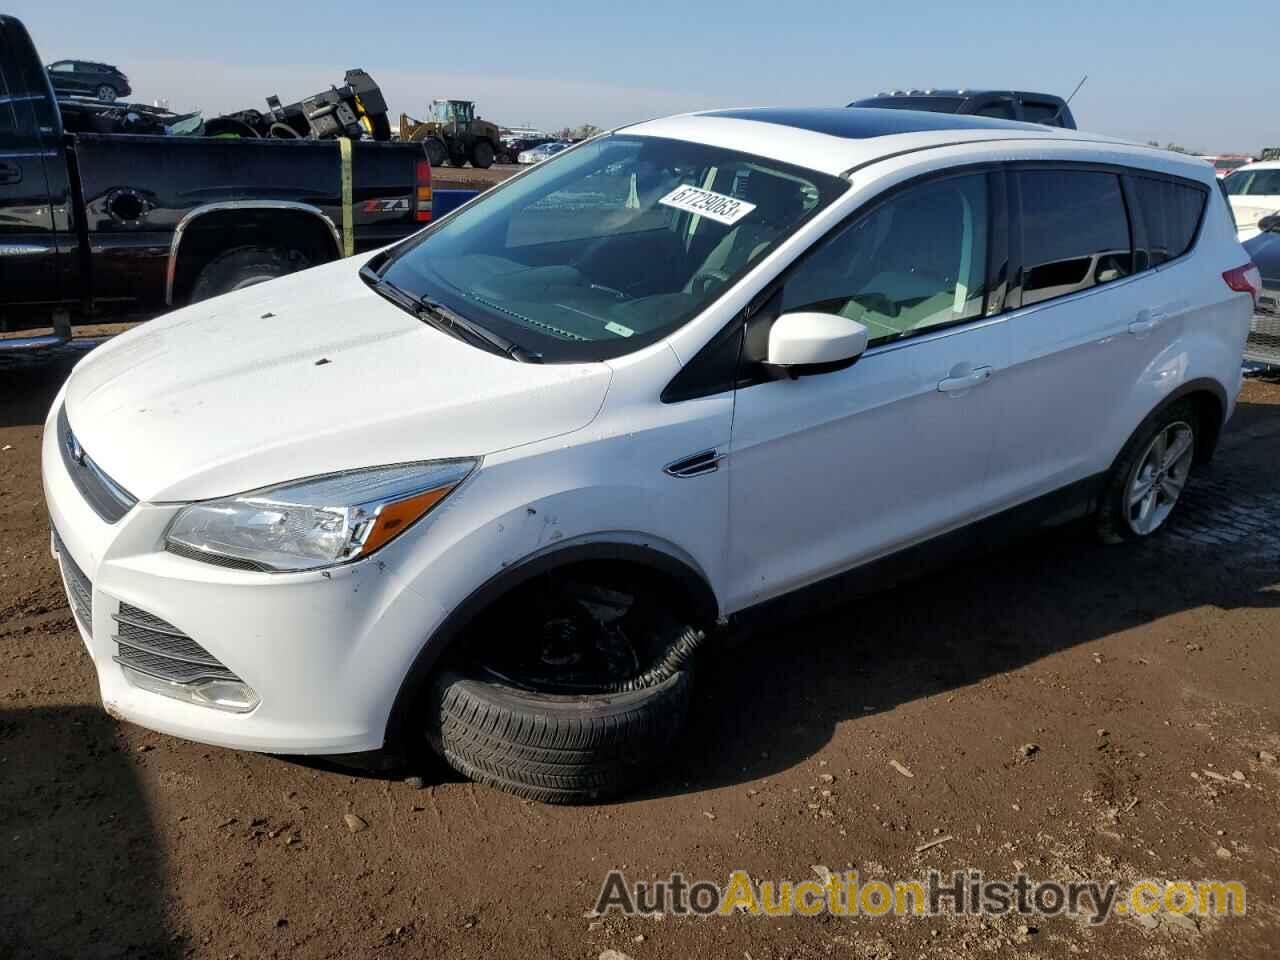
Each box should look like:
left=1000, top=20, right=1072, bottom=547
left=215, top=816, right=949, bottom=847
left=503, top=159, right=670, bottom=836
left=44, top=108, right=1257, bottom=802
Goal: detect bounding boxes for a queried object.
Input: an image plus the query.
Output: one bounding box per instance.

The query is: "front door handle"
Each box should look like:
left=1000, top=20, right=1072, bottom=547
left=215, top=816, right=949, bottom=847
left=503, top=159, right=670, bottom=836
left=938, top=365, right=993, bottom=393
left=0, top=161, right=21, bottom=185
left=1128, top=309, right=1165, bottom=336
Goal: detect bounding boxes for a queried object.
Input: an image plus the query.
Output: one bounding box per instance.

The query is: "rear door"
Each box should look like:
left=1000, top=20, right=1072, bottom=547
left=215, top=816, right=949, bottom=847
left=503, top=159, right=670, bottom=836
left=0, top=22, right=60, bottom=308
left=990, top=166, right=1189, bottom=504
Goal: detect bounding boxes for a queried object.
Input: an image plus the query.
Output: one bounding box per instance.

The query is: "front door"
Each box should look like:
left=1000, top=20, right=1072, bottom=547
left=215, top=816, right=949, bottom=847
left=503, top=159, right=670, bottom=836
left=725, top=171, right=1010, bottom=612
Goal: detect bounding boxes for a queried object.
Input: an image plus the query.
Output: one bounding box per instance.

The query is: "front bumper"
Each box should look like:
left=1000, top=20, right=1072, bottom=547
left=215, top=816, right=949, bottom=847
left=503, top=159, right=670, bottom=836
left=42, top=409, right=449, bottom=755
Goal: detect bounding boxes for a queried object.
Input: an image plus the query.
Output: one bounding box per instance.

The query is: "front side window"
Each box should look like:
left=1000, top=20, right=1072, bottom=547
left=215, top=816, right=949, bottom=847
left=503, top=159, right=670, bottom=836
left=48, top=61, right=73, bottom=73
left=1018, top=170, right=1132, bottom=307
left=1129, top=176, right=1206, bottom=267
left=780, top=173, right=990, bottom=346
left=1224, top=169, right=1280, bottom=196
left=378, top=135, right=847, bottom=361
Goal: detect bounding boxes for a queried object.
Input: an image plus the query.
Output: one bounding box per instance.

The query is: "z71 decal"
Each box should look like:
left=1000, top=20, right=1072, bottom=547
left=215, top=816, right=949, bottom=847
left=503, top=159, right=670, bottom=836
left=361, top=197, right=411, bottom=214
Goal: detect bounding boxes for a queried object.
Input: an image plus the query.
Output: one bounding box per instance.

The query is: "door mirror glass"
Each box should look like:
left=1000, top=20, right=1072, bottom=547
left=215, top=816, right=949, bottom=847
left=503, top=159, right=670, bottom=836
left=767, top=312, right=869, bottom=368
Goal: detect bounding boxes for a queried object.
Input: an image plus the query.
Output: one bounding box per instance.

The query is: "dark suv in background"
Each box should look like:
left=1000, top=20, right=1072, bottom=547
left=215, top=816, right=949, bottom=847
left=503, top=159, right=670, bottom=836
left=848, top=89, right=1076, bottom=129
left=45, top=59, right=130, bottom=101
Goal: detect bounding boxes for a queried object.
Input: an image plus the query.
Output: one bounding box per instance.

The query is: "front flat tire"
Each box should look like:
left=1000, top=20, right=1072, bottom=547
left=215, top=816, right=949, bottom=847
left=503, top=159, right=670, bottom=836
left=426, top=669, right=691, bottom=804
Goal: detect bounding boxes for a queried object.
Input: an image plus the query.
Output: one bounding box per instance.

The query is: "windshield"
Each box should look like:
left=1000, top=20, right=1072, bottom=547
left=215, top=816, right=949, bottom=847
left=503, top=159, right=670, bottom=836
left=1214, top=158, right=1248, bottom=172
left=1224, top=169, right=1280, bottom=196
left=378, top=134, right=847, bottom=361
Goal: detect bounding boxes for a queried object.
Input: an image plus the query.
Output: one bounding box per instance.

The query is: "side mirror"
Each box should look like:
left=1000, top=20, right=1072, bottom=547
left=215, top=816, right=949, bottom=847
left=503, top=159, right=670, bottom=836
left=1260, top=213, right=1280, bottom=234
left=767, top=311, right=869, bottom=370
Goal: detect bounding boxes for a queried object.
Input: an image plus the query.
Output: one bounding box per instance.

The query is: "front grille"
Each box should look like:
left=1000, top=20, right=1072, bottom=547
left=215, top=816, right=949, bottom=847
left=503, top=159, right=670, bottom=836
left=52, top=527, right=93, bottom=632
left=57, top=405, right=137, bottom=523
left=111, top=604, right=242, bottom=685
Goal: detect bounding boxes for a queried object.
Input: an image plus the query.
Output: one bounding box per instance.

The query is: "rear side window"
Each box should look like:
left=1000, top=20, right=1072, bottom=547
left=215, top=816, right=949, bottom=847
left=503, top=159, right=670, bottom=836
left=1018, top=170, right=1132, bottom=307
left=1128, top=176, right=1206, bottom=267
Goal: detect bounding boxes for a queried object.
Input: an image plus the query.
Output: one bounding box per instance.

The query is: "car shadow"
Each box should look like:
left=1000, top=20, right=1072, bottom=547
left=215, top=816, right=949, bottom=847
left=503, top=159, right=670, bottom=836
left=645, top=397, right=1280, bottom=799
left=0, top=705, right=178, bottom=959
left=0, top=354, right=81, bottom=430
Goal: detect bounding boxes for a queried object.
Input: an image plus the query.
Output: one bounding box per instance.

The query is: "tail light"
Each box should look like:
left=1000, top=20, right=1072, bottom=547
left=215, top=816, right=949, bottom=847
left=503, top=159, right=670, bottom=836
left=415, top=158, right=432, bottom=223
left=1223, top=262, right=1261, bottom=307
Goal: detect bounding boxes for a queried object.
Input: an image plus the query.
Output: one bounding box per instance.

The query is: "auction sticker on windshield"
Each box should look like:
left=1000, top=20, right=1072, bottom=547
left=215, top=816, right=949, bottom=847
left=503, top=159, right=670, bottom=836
left=659, top=185, right=757, bottom=225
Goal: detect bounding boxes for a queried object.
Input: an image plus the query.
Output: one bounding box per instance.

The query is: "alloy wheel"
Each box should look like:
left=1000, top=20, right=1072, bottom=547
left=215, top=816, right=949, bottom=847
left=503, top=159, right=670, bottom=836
left=1125, top=420, right=1194, bottom=536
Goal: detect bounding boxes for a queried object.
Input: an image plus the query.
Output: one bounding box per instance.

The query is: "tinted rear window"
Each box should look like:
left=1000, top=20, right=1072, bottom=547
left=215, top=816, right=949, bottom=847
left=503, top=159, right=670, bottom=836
left=1128, top=176, right=1206, bottom=267
left=1018, top=170, right=1132, bottom=307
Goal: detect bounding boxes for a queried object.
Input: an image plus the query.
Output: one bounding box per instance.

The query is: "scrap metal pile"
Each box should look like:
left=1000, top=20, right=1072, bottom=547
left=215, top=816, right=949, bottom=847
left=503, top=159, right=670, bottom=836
left=58, top=69, right=392, bottom=141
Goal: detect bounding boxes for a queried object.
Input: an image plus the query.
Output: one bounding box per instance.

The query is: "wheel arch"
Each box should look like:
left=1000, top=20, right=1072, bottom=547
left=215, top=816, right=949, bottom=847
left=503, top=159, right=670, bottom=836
left=1111, top=377, right=1229, bottom=475
left=165, top=201, right=342, bottom=305
left=1156, top=377, right=1228, bottom=465
left=384, top=535, right=720, bottom=749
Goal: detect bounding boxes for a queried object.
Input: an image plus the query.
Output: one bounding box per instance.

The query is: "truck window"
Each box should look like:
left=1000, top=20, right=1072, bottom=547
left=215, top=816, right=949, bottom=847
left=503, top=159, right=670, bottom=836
left=974, top=100, right=1017, bottom=120
left=1021, top=101, right=1065, bottom=126
left=0, top=60, right=16, bottom=134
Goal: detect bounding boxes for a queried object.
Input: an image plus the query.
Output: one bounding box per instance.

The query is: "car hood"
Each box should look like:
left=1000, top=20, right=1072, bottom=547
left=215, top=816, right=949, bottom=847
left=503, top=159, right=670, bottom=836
left=62, top=259, right=612, bottom=502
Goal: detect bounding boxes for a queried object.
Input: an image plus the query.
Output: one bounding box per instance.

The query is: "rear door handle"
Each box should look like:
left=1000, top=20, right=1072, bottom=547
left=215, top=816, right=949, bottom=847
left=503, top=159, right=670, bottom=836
left=938, top=365, right=993, bottom=393
left=1128, top=309, right=1165, bottom=335
left=0, top=161, right=21, bottom=185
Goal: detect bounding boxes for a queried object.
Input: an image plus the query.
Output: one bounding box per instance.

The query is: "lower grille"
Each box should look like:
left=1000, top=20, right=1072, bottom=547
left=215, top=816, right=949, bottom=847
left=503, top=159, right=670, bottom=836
left=112, top=603, right=242, bottom=685
left=52, top=528, right=92, bottom=633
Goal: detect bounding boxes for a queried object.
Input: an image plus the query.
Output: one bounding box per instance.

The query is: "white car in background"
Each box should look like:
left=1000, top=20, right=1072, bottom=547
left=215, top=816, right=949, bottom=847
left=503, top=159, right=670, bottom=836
left=45, top=107, right=1255, bottom=803
left=516, top=141, right=569, bottom=164
left=1223, top=161, right=1280, bottom=241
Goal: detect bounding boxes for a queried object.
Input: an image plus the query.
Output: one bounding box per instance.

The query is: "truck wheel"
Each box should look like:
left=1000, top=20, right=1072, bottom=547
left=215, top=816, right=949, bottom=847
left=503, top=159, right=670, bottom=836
left=470, top=140, right=494, bottom=169
left=424, top=573, right=702, bottom=803
left=425, top=139, right=448, bottom=167
left=95, top=84, right=117, bottom=102
left=189, top=247, right=310, bottom=303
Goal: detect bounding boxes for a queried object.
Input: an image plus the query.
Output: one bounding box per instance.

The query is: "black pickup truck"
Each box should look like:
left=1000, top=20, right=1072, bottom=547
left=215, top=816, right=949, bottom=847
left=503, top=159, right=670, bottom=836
left=0, top=15, right=432, bottom=350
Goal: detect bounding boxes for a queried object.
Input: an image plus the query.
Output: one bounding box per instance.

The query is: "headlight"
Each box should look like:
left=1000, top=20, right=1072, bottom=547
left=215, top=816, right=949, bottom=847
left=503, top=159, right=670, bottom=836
left=164, top=460, right=476, bottom=572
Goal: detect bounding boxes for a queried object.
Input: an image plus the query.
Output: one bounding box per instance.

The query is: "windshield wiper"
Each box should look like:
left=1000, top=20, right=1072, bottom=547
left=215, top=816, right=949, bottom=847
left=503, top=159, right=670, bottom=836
left=362, top=267, right=539, bottom=362
left=418, top=297, right=541, bottom=363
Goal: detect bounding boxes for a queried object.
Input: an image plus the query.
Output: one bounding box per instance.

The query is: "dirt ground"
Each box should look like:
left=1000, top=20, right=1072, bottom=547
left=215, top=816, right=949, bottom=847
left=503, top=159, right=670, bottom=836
left=2, top=352, right=1279, bottom=959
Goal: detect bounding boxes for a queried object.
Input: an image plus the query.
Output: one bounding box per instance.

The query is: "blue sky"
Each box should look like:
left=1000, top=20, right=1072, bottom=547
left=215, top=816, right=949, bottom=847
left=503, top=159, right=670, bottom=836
left=12, top=0, right=1277, bottom=152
